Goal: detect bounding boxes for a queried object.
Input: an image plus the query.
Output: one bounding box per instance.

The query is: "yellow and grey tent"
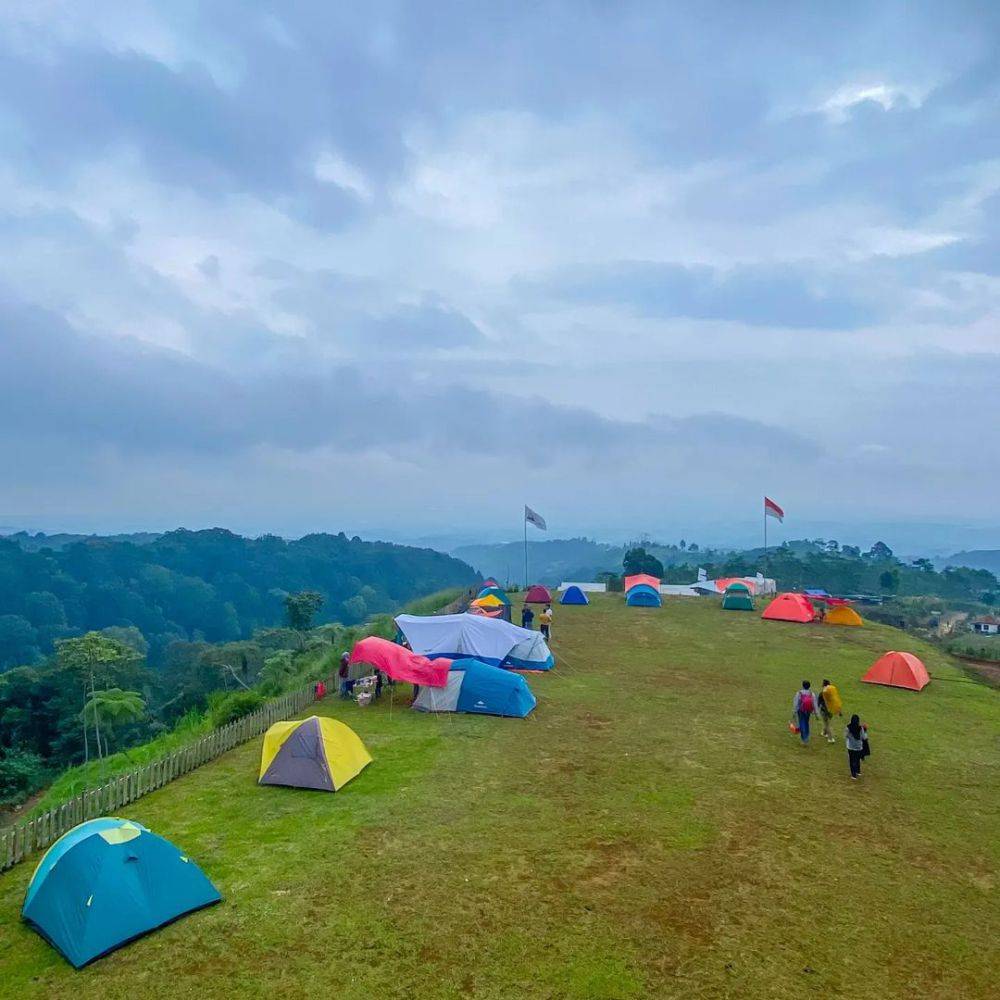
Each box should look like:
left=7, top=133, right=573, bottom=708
left=824, top=605, right=864, bottom=627
left=470, top=594, right=504, bottom=608
left=259, top=716, right=372, bottom=792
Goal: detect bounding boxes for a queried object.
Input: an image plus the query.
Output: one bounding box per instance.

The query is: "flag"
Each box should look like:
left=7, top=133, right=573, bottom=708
left=697, top=567, right=707, bottom=582
left=764, top=496, right=784, bottom=522
left=524, top=505, right=547, bottom=531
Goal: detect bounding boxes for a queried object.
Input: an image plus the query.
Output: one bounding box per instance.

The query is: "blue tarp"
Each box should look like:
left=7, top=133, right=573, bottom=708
left=22, top=818, right=221, bottom=967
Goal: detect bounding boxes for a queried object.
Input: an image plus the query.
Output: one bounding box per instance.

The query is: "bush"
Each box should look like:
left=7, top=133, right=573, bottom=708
left=208, top=689, right=265, bottom=728
left=0, top=747, right=49, bottom=807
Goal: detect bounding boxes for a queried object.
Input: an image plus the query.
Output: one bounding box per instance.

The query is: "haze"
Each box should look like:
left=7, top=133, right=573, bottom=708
left=0, top=2, right=997, bottom=550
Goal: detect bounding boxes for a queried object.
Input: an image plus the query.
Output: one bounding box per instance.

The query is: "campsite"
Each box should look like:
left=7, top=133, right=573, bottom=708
left=1, top=594, right=996, bottom=999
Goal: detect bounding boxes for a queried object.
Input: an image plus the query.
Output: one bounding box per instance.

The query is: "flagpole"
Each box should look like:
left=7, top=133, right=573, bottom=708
left=763, top=498, right=768, bottom=575
left=523, top=509, right=528, bottom=589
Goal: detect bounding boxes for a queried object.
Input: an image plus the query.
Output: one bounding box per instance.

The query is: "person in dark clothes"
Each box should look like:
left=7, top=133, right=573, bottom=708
left=845, top=714, right=869, bottom=780
left=338, top=652, right=351, bottom=698
left=521, top=605, right=535, bottom=629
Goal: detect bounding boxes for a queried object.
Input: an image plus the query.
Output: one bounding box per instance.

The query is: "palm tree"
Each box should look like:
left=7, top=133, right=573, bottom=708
left=82, top=689, right=146, bottom=759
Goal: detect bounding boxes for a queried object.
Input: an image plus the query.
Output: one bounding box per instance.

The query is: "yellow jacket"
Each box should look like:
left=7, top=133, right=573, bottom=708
left=821, top=683, right=842, bottom=715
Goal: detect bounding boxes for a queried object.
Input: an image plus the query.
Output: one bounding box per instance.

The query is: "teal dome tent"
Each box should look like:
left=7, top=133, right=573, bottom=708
left=22, top=817, right=221, bottom=968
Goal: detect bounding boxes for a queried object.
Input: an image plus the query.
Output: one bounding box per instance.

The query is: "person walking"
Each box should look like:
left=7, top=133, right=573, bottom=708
left=521, top=605, right=535, bottom=630
left=819, top=678, right=843, bottom=743
left=845, top=714, right=869, bottom=780
left=338, top=652, right=351, bottom=698
left=791, top=680, right=820, bottom=745
left=539, top=606, right=553, bottom=641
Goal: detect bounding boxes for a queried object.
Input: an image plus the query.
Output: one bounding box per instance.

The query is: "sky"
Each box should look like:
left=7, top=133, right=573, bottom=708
left=0, top=1, right=998, bottom=554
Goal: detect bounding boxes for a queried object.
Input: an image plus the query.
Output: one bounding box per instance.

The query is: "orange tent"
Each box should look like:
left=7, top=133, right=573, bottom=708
left=624, top=574, right=660, bottom=593
left=761, top=593, right=816, bottom=623
left=862, top=651, right=930, bottom=691
left=716, top=577, right=756, bottom=594
left=825, top=605, right=863, bottom=627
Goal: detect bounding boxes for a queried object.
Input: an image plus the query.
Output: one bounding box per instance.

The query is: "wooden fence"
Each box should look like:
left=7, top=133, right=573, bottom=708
left=0, top=675, right=333, bottom=875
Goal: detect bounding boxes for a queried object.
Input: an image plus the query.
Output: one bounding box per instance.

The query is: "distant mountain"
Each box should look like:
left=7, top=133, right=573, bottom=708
left=939, top=550, right=1000, bottom=575
left=3, top=531, right=161, bottom=552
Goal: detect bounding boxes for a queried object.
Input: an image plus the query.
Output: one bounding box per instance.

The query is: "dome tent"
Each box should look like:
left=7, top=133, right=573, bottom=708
left=624, top=574, right=661, bottom=593
left=412, top=658, right=536, bottom=717
left=862, top=651, right=930, bottom=691
left=626, top=586, right=662, bottom=607
left=722, top=582, right=755, bottom=611
left=523, top=584, right=553, bottom=604
left=825, top=605, right=863, bottom=627
left=761, top=593, right=816, bottom=623
left=22, top=818, right=221, bottom=968
left=560, top=585, right=589, bottom=605
left=259, top=716, right=372, bottom=792
left=476, top=587, right=510, bottom=605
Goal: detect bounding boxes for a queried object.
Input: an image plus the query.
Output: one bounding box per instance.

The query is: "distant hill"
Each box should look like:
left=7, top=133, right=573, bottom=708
left=939, top=550, right=1000, bottom=575
left=2, top=530, right=162, bottom=551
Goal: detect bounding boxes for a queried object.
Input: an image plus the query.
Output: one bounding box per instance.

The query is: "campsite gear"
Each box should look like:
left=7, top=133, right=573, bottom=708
left=354, top=676, right=378, bottom=706
left=259, top=716, right=371, bottom=792
left=623, top=574, right=661, bottom=593
left=799, top=691, right=815, bottom=713
left=476, top=587, right=511, bottom=605
left=862, top=651, right=930, bottom=691
left=22, top=818, right=220, bottom=968
left=471, top=594, right=505, bottom=609
left=721, top=582, right=755, bottom=611
left=820, top=682, right=843, bottom=716
left=625, top=585, right=662, bottom=608
left=349, top=636, right=451, bottom=688
left=788, top=720, right=800, bottom=735
left=560, top=585, right=589, bottom=605
left=395, top=613, right=555, bottom=671
left=825, top=605, right=863, bottom=627
left=412, top=658, right=536, bottom=717
left=761, top=593, right=816, bottom=623
left=523, top=585, right=553, bottom=604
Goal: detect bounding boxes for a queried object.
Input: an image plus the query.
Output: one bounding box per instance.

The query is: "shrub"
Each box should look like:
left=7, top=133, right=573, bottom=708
left=0, top=747, right=49, bottom=807
left=208, top=689, right=264, bottom=729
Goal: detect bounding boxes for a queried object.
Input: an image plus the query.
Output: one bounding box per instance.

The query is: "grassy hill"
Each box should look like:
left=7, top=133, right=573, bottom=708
left=0, top=596, right=997, bottom=998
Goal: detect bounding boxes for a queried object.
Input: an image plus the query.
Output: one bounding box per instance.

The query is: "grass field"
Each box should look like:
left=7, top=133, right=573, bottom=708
left=0, top=595, right=997, bottom=998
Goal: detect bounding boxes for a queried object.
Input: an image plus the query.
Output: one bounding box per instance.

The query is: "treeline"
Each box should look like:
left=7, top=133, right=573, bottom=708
left=0, top=528, right=477, bottom=670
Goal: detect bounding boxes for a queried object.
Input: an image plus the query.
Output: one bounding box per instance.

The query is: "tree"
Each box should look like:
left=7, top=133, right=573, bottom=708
left=0, top=615, right=40, bottom=671
left=879, top=569, right=900, bottom=593
left=82, top=688, right=145, bottom=758
left=866, top=541, right=894, bottom=561
left=622, top=547, right=665, bottom=578
left=912, top=558, right=934, bottom=573
left=283, top=591, right=325, bottom=631
left=841, top=545, right=861, bottom=558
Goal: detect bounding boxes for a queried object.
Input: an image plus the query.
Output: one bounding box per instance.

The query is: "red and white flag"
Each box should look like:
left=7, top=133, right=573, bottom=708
left=764, top=496, right=784, bottom=522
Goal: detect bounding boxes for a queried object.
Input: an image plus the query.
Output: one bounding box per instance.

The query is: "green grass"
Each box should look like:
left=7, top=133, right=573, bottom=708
left=0, top=595, right=997, bottom=998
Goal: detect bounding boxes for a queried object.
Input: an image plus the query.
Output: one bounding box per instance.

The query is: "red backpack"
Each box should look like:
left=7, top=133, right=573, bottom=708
left=799, top=691, right=814, bottom=713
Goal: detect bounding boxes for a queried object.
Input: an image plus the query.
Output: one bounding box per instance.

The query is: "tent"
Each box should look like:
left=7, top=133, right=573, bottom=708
left=412, top=658, right=536, bottom=717
left=348, top=636, right=450, bottom=687
left=825, top=605, right=863, bottom=627
left=624, top=574, right=661, bottom=593
left=523, top=584, right=553, bottom=604
left=626, top=586, right=662, bottom=607
left=259, top=716, right=372, bottom=792
left=722, top=582, right=755, bottom=611
left=761, top=593, right=816, bottom=623
left=395, top=613, right=554, bottom=670
left=716, top=577, right=757, bottom=595
left=476, top=586, right=510, bottom=605
left=471, top=594, right=504, bottom=609
left=560, top=585, right=589, bottom=605
left=22, top=818, right=220, bottom=968
left=469, top=605, right=503, bottom=618
left=482, top=578, right=499, bottom=588
left=804, top=588, right=831, bottom=599
left=862, top=651, right=930, bottom=691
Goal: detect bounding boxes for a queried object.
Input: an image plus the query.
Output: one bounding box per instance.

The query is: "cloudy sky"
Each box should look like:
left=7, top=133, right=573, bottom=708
left=0, top=1, right=998, bottom=551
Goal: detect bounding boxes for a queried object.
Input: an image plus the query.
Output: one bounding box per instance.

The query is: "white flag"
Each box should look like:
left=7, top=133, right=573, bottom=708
left=524, top=505, right=547, bottom=531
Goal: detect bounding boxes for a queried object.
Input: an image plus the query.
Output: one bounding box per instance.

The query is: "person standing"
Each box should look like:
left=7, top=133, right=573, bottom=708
left=539, top=606, right=553, bottom=641
left=819, top=678, right=843, bottom=743
left=521, top=605, right=535, bottom=630
left=791, top=680, right=819, bottom=745
left=845, top=714, right=868, bottom=780
left=338, top=652, right=351, bottom=698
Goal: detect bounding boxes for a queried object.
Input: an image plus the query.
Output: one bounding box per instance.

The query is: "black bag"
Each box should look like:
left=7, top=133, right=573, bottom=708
left=860, top=737, right=871, bottom=759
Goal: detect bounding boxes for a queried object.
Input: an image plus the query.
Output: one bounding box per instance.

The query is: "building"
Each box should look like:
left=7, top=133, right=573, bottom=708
left=970, top=615, right=1000, bottom=636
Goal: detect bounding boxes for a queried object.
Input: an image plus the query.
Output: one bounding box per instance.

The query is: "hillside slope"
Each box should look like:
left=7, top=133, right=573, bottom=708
left=0, top=597, right=997, bottom=998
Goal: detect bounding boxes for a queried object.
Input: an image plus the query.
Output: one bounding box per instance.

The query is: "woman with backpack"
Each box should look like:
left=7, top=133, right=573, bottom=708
left=845, top=714, right=870, bottom=780
left=791, top=680, right=820, bottom=745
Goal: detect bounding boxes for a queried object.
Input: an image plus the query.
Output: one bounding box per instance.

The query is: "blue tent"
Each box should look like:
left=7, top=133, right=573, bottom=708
left=22, top=818, right=221, bottom=968
left=412, top=658, right=536, bottom=717
left=560, top=586, right=589, bottom=605
left=626, top=585, right=662, bottom=607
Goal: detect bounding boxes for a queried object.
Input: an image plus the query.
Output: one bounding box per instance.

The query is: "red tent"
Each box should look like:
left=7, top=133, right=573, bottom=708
left=523, top=585, right=553, bottom=604
left=349, top=636, right=451, bottom=687
left=761, top=593, right=816, bottom=623
left=482, top=578, right=499, bottom=588
left=624, top=574, right=661, bottom=593
left=862, top=651, right=930, bottom=691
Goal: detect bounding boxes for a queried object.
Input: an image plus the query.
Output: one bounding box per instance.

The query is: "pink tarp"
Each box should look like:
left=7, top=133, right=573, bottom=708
left=349, top=636, right=451, bottom=688
left=624, top=574, right=661, bottom=593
